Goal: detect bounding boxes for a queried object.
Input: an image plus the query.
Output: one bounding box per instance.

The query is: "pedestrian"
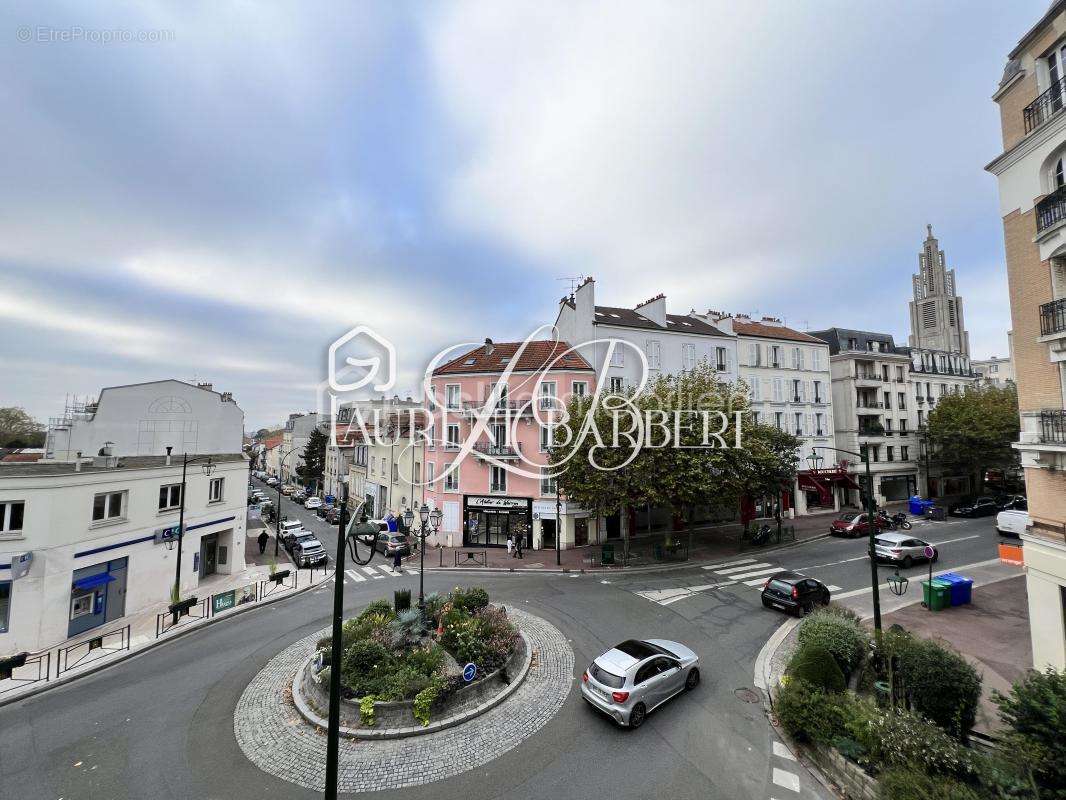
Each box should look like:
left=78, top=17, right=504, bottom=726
left=393, top=547, right=403, bottom=573
left=506, top=535, right=514, bottom=557
left=516, top=534, right=524, bottom=559
left=257, top=529, right=269, bottom=554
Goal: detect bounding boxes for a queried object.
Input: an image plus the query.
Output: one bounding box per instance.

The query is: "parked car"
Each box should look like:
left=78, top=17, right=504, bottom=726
left=281, top=484, right=293, bottom=495
left=279, top=519, right=305, bottom=550
left=829, top=512, right=887, bottom=538
left=997, top=494, right=1028, bottom=512
left=580, top=639, right=700, bottom=729
left=996, top=509, right=1030, bottom=538
left=304, top=497, right=323, bottom=510
left=292, top=533, right=328, bottom=567
left=267, top=477, right=278, bottom=486
left=873, top=532, right=938, bottom=567
left=949, top=496, right=999, bottom=518
left=315, top=504, right=329, bottom=518
left=760, top=572, right=831, bottom=616
left=325, top=507, right=344, bottom=525
left=375, top=531, right=410, bottom=557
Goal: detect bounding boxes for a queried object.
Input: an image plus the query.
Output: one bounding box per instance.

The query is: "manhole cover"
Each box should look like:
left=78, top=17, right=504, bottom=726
left=734, top=687, right=760, bottom=704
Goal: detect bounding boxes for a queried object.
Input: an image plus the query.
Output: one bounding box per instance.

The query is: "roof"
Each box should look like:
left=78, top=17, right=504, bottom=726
left=0, top=452, right=247, bottom=478
left=807, top=328, right=904, bottom=356
left=0, top=453, right=43, bottom=463
left=730, top=319, right=827, bottom=344
left=593, top=306, right=728, bottom=336
left=433, top=340, right=594, bottom=376
left=263, top=433, right=284, bottom=450
left=1007, top=0, right=1066, bottom=60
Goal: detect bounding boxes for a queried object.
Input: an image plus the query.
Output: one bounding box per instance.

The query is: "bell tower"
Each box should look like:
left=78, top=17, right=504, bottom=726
left=908, top=224, right=970, bottom=356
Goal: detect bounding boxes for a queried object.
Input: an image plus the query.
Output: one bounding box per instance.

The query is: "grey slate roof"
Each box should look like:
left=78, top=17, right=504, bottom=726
left=593, top=306, right=728, bottom=336
left=0, top=452, right=247, bottom=477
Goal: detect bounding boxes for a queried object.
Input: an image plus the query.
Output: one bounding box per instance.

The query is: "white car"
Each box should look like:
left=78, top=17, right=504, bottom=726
left=996, top=509, right=1030, bottom=538
left=873, top=532, right=938, bottom=568
left=304, top=497, right=323, bottom=510
left=266, top=477, right=278, bottom=486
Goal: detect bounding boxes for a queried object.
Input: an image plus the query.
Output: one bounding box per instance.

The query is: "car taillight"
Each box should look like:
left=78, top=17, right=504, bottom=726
left=891, top=549, right=902, bottom=554
left=791, top=586, right=799, bottom=599
left=763, top=578, right=772, bottom=589
left=611, top=691, right=630, bottom=703
left=582, top=671, right=588, bottom=683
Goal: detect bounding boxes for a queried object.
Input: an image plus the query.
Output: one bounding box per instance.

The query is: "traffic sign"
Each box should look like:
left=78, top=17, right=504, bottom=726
left=924, top=545, right=935, bottom=559
left=462, top=662, right=477, bottom=683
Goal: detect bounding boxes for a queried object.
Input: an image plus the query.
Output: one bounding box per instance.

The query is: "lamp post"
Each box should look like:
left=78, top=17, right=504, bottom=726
left=809, top=445, right=882, bottom=634
left=171, top=452, right=215, bottom=621
left=403, top=503, right=442, bottom=609
left=555, top=484, right=562, bottom=567
left=275, top=447, right=300, bottom=558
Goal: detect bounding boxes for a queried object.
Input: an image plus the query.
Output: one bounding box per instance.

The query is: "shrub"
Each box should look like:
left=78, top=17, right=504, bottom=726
left=359, top=695, right=376, bottom=727
left=440, top=606, right=518, bottom=672
left=390, top=608, right=424, bottom=650
left=358, top=600, right=395, bottom=621
left=422, top=592, right=445, bottom=624
left=394, top=588, right=411, bottom=613
left=413, top=675, right=448, bottom=727
left=993, top=667, right=1066, bottom=799
left=853, top=708, right=973, bottom=778
left=788, top=643, right=846, bottom=693
left=895, top=637, right=981, bottom=738
left=878, top=769, right=981, bottom=800
left=449, top=586, right=490, bottom=614
left=774, top=679, right=854, bottom=745
left=340, top=640, right=392, bottom=696
left=797, top=610, right=869, bottom=678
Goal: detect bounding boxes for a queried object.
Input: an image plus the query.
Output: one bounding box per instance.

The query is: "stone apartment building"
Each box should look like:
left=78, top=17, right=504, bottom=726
left=987, top=2, right=1066, bottom=670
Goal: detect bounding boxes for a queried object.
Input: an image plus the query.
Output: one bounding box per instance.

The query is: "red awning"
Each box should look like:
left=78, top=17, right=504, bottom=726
left=798, top=473, right=829, bottom=494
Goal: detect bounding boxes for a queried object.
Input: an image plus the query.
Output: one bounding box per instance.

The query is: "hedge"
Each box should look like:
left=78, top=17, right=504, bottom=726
left=797, top=610, right=870, bottom=677
left=788, top=643, right=846, bottom=693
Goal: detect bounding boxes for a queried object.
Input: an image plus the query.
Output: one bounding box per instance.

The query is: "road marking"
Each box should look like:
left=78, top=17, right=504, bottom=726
left=927, top=534, right=980, bottom=546
left=825, top=585, right=842, bottom=592
left=743, top=576, right=773, bottom=586
left=362, top=566, right=385, bottom=579
left=635, top=588, right=692, bottom=603
left=702, top=557, right=756, bottom=571
left=772, top=741, right=796, bottom=761
left=345, top=569, right=366, bottom=583
left=715, top=561, right=772, bottom=575
left=404, top=569, right=419, bottom=575
left=726, top=566, right=782, bottom=581
left=796, top=555, right=868, bottom=571
left=772, top=767, right=800, bottom=792
left=378, top=566, right=401, bottom=577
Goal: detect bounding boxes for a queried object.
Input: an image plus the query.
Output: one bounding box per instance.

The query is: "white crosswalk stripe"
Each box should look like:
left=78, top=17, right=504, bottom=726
left=772, top=767, right=800, bottom=792
left=345, top=569, right=367, bottom=583
left=362, top=566, right=385, bottom=579
left=826, top=585, right=842, bottom=592
left=772, top=741, right=796, bottom=761
left=377, top=565, right=400, bottom=577
left=714, top=560, right=771, bottom=574
left=743, top=576, right=774, bottom=586
left=701, top=557, right=756, bottom=571
left=726, top=566, right=782, bottom=581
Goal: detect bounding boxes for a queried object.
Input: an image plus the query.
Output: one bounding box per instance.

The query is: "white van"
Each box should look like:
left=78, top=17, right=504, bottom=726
left=996, top=509, right=1030, bottom=538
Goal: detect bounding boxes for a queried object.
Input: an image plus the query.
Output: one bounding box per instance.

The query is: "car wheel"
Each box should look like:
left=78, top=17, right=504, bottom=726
left=685, top=668, right=700, bottom=690
left=629, top=703, right=646, bottom=729
left=796, top=603, right=805, bottom=618
left=902, top=556, right=913, bottom=568
left=803, top=601, right=814, bottom=616
left=820, top=592, right=830, bottom=606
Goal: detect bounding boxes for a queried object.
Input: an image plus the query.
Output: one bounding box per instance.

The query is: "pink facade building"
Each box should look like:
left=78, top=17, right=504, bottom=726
left=425, top=338, right=596, bottom=550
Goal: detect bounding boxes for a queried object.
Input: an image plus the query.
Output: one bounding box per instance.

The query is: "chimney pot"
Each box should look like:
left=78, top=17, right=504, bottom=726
left=75, top=451, right=82, bottom=472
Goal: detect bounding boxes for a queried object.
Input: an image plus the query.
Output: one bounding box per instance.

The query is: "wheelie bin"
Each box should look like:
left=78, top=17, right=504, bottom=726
left=921, top=579, right=951, bottom=611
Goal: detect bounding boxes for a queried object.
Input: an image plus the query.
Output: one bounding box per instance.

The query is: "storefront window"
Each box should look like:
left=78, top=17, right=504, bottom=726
left=0, top=582, right=10, bottom=633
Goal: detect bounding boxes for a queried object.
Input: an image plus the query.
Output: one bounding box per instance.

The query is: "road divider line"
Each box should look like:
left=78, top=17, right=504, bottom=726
left=715, top=562, right=773, bottom=575
left=362, top=566, right=385, bottom=579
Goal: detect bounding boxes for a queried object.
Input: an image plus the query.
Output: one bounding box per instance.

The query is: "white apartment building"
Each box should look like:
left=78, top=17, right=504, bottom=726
left=554, top=277, right=738, bottom=393
left=973, top=353, right=1016, bottom=386
left=698, top=312, right=840, bottom=516
left=280, top=413, right=330, bottom=488
left=0, top=451, right=248, bottom=653
left=44, top=380, right=244, bottom=461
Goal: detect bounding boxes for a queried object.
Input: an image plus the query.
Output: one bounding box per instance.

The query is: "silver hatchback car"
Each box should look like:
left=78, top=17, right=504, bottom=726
left=580, top=639, right=700, bottom=728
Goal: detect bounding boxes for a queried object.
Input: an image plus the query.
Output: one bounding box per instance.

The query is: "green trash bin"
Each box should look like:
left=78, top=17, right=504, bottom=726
left=922, top=579, right=951, bottom=611
left=601, top=543, right=615, bottom=565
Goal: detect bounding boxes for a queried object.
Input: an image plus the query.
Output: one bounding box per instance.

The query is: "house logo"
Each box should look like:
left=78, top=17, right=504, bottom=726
left=328, top=325, right=396, bottom=394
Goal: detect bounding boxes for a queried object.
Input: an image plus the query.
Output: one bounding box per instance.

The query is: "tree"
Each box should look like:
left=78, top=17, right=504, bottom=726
left=730, top=423, right=801, bottom=531
left=993, top=667, right=1066, bottom=799
left=297, top=426, right=328, bottom=492
left=0, top=407, right=45, bottom=448
left=925, top=385, right=1020, bottom=494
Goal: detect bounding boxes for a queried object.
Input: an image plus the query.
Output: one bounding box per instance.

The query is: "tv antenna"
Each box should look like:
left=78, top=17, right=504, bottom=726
left=556, top=276, right=584, bottom=297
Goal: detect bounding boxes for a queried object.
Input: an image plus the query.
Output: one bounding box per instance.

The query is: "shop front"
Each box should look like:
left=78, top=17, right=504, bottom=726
left=464, top=495, right=532, bottom=548
left=68, top=557, right=128, bottom=638
left=879, top=473, right=917, bottom=503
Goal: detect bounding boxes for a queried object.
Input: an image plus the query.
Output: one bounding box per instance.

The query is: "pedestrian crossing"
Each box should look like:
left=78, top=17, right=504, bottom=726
left=338, top=565, right=419, bottom=584
left=634, top=557, right=842, bottom=606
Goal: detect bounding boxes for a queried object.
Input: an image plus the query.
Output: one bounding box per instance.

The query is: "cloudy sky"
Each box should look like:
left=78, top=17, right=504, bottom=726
left=0, top=1, right=1041, bottom=430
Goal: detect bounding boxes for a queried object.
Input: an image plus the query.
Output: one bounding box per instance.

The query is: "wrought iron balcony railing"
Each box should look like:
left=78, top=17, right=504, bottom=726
left=1040, top=297, right=1066, bottom=336
left=1024, top=77, right=1066, bottom=134
left=1037, top=184, right=1066, bottom=233
left=1040, top=409, right=1066, bottom=444
left=472, top=441, right=522, bottom=458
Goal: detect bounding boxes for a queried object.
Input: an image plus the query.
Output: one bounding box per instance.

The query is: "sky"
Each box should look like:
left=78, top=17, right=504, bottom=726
left=0, top=1, right=1044, bottom=431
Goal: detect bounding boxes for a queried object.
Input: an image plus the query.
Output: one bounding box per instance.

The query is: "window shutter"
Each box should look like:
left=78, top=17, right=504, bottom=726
left=726, top=349, right=734, bottom=373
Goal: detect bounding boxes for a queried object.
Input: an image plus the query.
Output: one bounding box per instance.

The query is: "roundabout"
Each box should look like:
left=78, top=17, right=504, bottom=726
left=233, top=607, right=574, bottom=793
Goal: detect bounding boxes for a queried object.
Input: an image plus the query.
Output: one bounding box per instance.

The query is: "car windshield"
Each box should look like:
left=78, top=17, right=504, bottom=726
left=589, top=662, right=625, bottom=688
left=874, top=537, right=895, bottom=547
left=837, top=513, right=860, bottom=522
left=767, top=579, right=793, bottom=594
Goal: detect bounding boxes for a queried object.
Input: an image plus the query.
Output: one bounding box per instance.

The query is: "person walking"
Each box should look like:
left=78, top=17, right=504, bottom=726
left=257, top=529, right=269, bottom=555
left=506, top=534, right=514, bottom=558
left=515, top=534, right=524, bottom=559
left=393, top=546, right=403, bottom=573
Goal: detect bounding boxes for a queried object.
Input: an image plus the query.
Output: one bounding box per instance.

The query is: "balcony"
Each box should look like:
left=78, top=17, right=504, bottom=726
left=858, top=425, right=885, bottom=438
left=856, top=401, right=884, bottom=409
left=1040, top=410, right=1066, bottom=444
left=1040, top=298, right=1066, bottom=336
left=854, top=372, right=880, bottom=387
left=1038, top=185, right=1066, bottom=234
left=462, top=400, right=527, bottom=418
left=813, top=396, right=824, bottom=404
left=1024, top=78, right=1066, bottom=135
left=472, top=441, right=523, bottom=460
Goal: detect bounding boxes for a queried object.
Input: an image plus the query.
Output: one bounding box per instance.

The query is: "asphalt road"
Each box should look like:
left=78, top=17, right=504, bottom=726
left=0, top=486, right=1001, bottom=800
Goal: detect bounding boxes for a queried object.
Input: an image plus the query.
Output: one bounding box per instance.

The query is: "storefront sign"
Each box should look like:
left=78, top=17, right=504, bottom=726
left=154, top=524, right=183, bottom=546
left=10, top=551, right=32, bottom=580
left=212, top=590, right=237, bottom=614
left=532, top=500, right=587, bottom=517
left=467, top=496, right=527, bottom=510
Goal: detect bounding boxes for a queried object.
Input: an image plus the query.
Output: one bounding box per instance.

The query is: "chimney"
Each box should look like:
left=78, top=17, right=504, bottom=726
left=634, top=293, right=667, bottom=327
left=197, top=381, right=213, bottom=392
left=75, top=451, right=82, bottom=472
left=483, top=338, right=494, bottom=356
left=166, top=446, right=173, bottom=466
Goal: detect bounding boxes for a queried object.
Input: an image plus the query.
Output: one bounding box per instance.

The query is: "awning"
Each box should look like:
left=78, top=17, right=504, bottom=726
left=72, top=572, right=115, bottom=591
left=837, top=473, right=861, bottom=490
left=798, top=473, right=829, bottom=494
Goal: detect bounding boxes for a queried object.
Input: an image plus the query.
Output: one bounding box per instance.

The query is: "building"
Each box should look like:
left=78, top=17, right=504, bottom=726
left=328, top=398, right=420, bottom=507
left=908, top=226, right=971, bottom=356
left=698, top=312, right=843, bottom=516
left=424, top=339, right=596, bottom=550
left=809, top=329, right=977, bottom=506
left=262, top=432, right=283, bottom=477
left=0, top=450, right=248, bottom=653
left=973, top=353, right=1016, bottom=386
left=280, top=412, right=330, bottom=489
left=987, top=3, right=1066, bottom=669
left=44, top=380, right=244, bottom=461
left=554, top=277, right=738, bottom=393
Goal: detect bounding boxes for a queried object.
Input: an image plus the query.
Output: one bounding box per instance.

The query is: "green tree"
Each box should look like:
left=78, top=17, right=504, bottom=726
left=0, top=407, right=45, bottom=448
left=993, top=667, right=1066, bottom=799
left=924, top=385, right=1020, bottom=494
left=297, top=426, right=328, bottom=492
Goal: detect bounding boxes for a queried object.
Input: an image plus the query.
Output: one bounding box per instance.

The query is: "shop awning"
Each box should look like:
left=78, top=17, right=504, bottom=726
left=798, top=473, right=830, bottom=494
left=72, top=572, right=115, bottom=591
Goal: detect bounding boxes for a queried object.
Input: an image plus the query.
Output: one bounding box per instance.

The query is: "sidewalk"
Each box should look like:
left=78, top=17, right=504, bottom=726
left=426, top=510, right=839, bottom=572
left=0, top=518, right=330, bottom=706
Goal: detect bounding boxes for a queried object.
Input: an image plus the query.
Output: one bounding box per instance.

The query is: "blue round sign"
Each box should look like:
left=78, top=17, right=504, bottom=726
left=462, top=662, right=477, bottom=683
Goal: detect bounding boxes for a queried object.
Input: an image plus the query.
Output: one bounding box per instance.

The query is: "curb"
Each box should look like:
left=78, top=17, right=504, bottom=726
left=0, top=569, right=335, bottom=710
left=292, top=630, right=534, bottom=739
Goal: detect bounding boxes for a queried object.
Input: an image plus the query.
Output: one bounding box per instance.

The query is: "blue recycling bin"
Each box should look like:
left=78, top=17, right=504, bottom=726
left=908, top=496, right=923, bottom=515
left=936, top=573, right=973, bottom=606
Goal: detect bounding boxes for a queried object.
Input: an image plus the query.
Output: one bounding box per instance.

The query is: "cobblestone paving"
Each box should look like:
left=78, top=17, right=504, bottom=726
left=233, top=609, right=574, bottom=792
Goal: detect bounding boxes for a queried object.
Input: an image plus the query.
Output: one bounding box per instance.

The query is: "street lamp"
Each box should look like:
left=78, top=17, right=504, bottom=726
left=403, top=502, right=442, bottom=609
left=806, top=451, right=824, bottom=471
left=275, top=447, right=300, bottom=557
left=887, top=570, right=909, bottom=597
left=171, top=451, right=215, bottom=622
left=809, top=445, right=883, bottom=634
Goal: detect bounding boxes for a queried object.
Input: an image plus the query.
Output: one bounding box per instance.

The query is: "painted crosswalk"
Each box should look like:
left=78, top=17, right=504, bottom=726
left=337, top=564, right=418, bottom=584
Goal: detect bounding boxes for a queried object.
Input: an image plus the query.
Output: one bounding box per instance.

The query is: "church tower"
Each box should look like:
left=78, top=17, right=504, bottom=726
left=908, top=224, right=970, bottom=356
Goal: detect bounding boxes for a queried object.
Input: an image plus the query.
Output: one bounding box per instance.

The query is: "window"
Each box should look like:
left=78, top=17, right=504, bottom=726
left=490, top=465, right=507, bottom=493
left=392, top=463, right=399, bottom=481
left=792, top=379, right=802, bottom=402
left=815, top=413, right=824, bottom=436
left=444, top=467, right=459, bottom=492
left=426, top=461, right=435, bottom=484
left=792, top=347, right=804, bottom=370
left=813, top=381, right=822, bottom=403
left=0, top=501, right=25, bottom=534
left=811, top=349, right=822, bottom=371
left=540, top=468, right=556, bottom=496
left=572, top=381, right=588, bottom=398
left=92, top=491, right=125, bottom=522
left=445, top=384, right=461, bottom=411
left=0, top=581, right=8, bottom=632
left=883, top=391, right=891, bottom=408
left=886, top=446, right=894, bottom=462
left=917, top=410, right=925, bottom=427
left=681, top=343, right=695, bottom=371
left=609, top=376, right=624, bottom=393
left=209, top=477, right=224, bottom=503
left=750, top=377, right=762, bottom=401
left=540, top=424, right=553, bottom=451
left=770, top=346, right=781, bottom=367
left=871, top=445, right=880, bottom=463
left=901, top=446, right=909, bottom=461
left=896, top=366, right=905, bottom=382
left=772, top=378, right=784, bottom=402
left=794, top=412, right=803, bottom=436
left=539, top=380, right=557, bottom=409
left=609, top=346, right=624, bottom=367
left=749, top=342, right=761, bottom=366
left=751, top=411, right=760, bottom=425
left=716, top=347, right=728, bottom=371
left=899, top=419, right=908, bottom=434
left=446, top=424, right=460, bottom=450
left=370, top=456, right=376, bottom=474
left=774, top=412, right=784, bottom=430
left=898, top=392, right=906, bottom=410
left=646, top=340, right=661, bottom=369
left=882, top=365, right=890, bottom=381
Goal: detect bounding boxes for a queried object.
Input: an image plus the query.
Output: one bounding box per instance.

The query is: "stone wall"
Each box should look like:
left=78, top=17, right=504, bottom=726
left=804, top=743, right=878, bottom=800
